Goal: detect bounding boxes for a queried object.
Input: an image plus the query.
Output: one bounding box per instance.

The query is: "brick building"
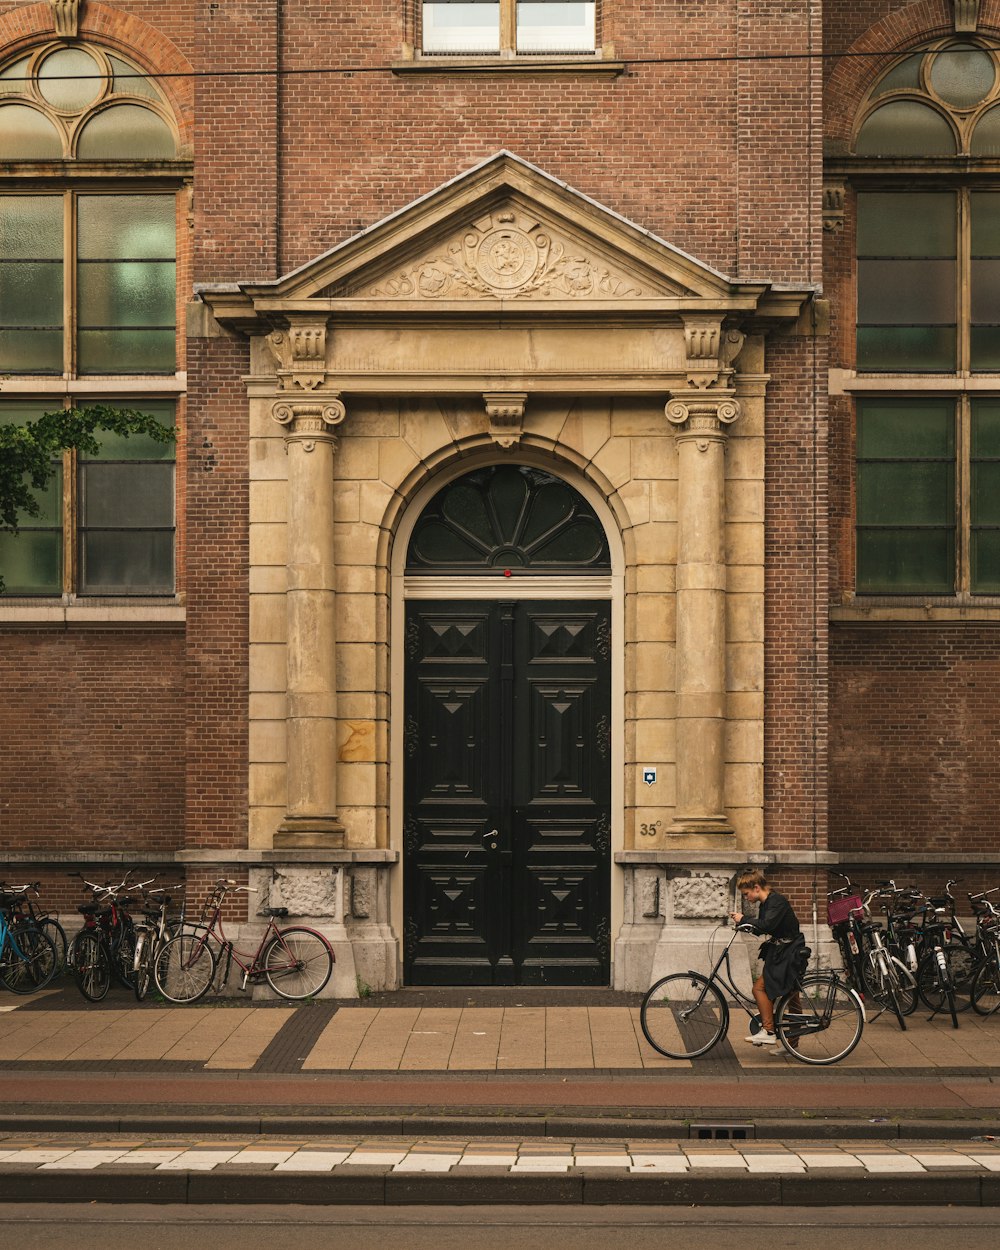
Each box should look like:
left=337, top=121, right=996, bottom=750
left=0, top=0, right=995, bottom=991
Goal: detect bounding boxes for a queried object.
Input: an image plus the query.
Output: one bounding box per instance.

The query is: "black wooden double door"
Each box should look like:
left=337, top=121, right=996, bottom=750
left=403, top=599, right=612, bottom=985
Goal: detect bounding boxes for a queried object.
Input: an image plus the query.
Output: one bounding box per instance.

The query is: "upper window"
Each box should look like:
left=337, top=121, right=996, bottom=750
left=849, top=40, right=1000, bottom=596
left=0, top=42, right=183, bottom=598
left=421, top=1, right=595, bottom=56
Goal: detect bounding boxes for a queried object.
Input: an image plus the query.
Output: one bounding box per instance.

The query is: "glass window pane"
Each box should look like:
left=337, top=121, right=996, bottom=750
left=972, top=531, right=1000, bottom=592
left=516, top=2, right=595, bottom=52
left=929, top=42, right=995, bottom=108
left=0, top=104, right=63, bottom=159
left=972, top=400, right=1000, bottom=456
left=77, top=328, right=176, bottom=374
left=857, top=400, right=954, bottom=458
left=0, top=262, right=63, bottom=327
left=858, top=258, right=955, bottom=324
left=78, top=196, right=175, bottom=260
left=422, top=2, right=500, bottom=52
left=80, top=462, right=173, bottom=527
left=0, top=329, right=63, bottom=372
left=857, top=528, right=954, bottom=593
left=0, top=196, right=62, bottom=259
left=972, top=192, right=1000, bottom=253
left=37, top=47, right=103, bottom=110
left=79, top=529, right=173, bottom=594
left=0, top=530, right=61, bottom=594
left=857, top=325, right=956, bottom=371
left=78, top=260, right=176, bottom=328
left=971, top=106, right=1000, bottom=156
left=973, top=461, right=1000, bottom=525
left=857, top=192, right=955, bottom=257
left=873, top=54, right=922, bottom=96
left=0, top=57, right=30, bottom=96
left=76, top=104, right=176, bottom=159
left=855, top=101, right=956, bottom=156
left=109, top=56, right=163, bottom=102
left=81, top=400, right=175, bottom=460
left=971, top=327, right=1000, bottom=371
left=972, top=258, right=1000, bottom=322
left=858, top=462, right=953, bottom=526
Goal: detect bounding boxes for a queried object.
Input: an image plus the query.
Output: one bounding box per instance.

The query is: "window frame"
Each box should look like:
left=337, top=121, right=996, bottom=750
left=416, top=0, right=599, bottom=60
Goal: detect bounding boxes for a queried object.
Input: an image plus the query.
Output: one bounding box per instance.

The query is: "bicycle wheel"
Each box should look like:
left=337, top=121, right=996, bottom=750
left=263, top=927, right=333, bottom=999
left=917, top=947, right=968, bottom=1017
left=640, top=972, right=729, bottom=1059
left=1, top=927, right=56, bottom=994
left=971, top=958, right=1000, bottom=1017
left=70, top=930, right=111, bottom=1002
left=38, top=918, right=68, bottom=973
left=112, top=925, right=137, bottom=989
left=774, top=973, right=864, bottom=1065
left=154, top=932, right=216, bottom=1004
left=133, top=929, right=153, bottom=1002
left=861, top=949, right=918, bottom=1017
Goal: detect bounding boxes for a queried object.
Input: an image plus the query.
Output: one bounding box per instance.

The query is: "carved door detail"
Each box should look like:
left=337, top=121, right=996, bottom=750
left=403, top=599, right=612, bottom=985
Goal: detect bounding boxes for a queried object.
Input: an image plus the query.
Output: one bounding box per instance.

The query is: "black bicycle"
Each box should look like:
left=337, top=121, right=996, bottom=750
left=640, top=924, right=865, bottom=1066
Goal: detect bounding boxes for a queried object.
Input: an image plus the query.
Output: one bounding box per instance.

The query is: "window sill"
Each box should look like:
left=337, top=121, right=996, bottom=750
left=830, top=369, right=1000, bottom=395
left=832, top=602, right=1000, bottom=623
left=392, top=55, right=624, bottom=76
left=0, top=600, right=185, bottom=628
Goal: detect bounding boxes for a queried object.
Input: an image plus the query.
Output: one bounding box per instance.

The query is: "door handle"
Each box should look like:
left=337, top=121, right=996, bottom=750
left=484, top=829, right=499, bottom=850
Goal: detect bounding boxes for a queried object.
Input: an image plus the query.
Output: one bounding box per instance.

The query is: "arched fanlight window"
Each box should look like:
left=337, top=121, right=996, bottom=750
left=854, top=39, right=1000, bottom=156
left=407, top=465, right=611, bottom=573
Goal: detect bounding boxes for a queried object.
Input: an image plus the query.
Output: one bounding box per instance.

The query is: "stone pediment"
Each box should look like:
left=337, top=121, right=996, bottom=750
left=209, top=152, right=770, bottom=318
left=339, top=201, right=657, bottom=302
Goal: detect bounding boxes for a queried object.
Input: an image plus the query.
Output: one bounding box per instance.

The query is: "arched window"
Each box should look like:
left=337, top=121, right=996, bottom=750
left=407, top=465, right=611, bottom=573
left=848, top=40, right=1000, bottom=595
left=0, top=42, right=185, bottom=597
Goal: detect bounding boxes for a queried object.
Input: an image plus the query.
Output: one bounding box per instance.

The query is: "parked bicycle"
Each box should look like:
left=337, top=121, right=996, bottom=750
left=968, top=888, right=1000, bottom=1016
left=154, top=879, right=334, bottom=1003
left=0, top=888, right=57, bottom=994
left=640, top=922, right=865, bottom=1066
left=0, top=881, right=68, bottom=972
left=132, top=884, right=185, bottom=1002
left=68, top=872, right=150, bottom=1001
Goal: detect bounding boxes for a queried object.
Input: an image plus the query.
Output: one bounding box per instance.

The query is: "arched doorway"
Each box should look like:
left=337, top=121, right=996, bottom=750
left=402, top=464, right=613, bottom=985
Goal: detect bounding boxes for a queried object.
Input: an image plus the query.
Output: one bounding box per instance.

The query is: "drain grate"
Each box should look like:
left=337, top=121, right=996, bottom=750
left=689, top=1123, right=755, bottom=1140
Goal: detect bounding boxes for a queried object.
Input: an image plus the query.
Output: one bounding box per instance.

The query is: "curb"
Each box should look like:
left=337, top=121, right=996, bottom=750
left=0, top=1168, right=997, bottom=1206
left=1, top=1112, right=999, bottom=1141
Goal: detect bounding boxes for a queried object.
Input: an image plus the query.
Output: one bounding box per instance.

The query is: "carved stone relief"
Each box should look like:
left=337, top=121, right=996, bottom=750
left=250, top=866, right=340, bottom=919
left=671, top=874, right=731, bottom=921
left=50, top=0, right=79, bottom=36
left=362, top=206, right=648, bottom=301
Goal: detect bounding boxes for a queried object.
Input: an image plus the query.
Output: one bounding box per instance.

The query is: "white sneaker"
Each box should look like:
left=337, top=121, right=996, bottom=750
left=746, top=1030, right=777, bottom=1045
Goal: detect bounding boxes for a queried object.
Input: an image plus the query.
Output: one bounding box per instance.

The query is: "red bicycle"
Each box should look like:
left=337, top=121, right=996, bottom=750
left=153, top=878, right=334, bottom=1003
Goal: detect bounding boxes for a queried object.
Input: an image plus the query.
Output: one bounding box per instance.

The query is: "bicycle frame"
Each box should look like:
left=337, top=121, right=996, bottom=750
left=186, top=894, right=297, bottom=991
left=686, top=927, right=762, bottom=1024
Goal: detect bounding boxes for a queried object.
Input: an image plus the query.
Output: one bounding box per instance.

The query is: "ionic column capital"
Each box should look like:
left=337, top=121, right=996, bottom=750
left=665, top=394, right=741, bottom=448
left=272, top=397, right=347, bottom=452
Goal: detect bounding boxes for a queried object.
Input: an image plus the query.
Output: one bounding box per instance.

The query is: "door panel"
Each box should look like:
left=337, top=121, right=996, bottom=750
left=404, top=599, right=611, bottom=985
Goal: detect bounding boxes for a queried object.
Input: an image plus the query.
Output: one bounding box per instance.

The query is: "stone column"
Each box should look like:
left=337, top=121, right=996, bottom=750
left=271, top=395, right=347, bottom=848
left=665, top=391, right=740, bottom=835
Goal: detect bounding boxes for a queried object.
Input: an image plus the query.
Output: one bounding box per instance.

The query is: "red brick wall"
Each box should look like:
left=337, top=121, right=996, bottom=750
left=830, top=626, right=1000, bottom=855
left=0, top=631, right=186, bottom=852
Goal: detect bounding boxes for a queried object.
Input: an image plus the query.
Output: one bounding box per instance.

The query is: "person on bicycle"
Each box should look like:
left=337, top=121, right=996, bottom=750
left=730, top=867, right=807, bottom=1047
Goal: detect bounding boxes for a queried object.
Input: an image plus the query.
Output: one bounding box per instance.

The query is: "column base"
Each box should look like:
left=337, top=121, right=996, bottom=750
left=274, top=816, right=345, bottom=849
left=668, top=815, right=735, bottom=836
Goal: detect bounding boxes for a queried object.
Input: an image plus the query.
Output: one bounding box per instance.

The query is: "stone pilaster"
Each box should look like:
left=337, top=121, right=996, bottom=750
left=665, top=379, right=740, bottom=837
left=271, top=394, right=347, bottom=848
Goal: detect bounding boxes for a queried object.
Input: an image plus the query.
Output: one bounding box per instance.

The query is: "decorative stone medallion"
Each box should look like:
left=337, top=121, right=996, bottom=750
left=475, top=228, right=541, bottom=290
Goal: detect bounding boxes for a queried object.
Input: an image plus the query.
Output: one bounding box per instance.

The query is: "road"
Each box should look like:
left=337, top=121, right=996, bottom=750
left=0, top=1205, right=996, bottom=1248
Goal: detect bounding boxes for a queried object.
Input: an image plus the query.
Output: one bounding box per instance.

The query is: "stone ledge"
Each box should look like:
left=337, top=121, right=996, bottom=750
left=616, top=850, right=838, bottom=866
left=391, top=56, right=625, bottom=76
left=176, top=849, right=398, bottom=864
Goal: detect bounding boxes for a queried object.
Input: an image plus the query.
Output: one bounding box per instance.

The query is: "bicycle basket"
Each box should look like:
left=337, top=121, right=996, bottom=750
left=827, top=894, right=863, bottom=926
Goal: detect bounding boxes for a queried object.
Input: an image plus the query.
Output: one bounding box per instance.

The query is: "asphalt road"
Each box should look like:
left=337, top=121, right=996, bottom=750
left=1, top=1205, right=998, bottom=1248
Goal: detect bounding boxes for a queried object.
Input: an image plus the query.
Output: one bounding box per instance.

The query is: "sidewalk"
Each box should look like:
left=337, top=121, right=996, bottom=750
left=4, top=984, right=1000, bottom=1205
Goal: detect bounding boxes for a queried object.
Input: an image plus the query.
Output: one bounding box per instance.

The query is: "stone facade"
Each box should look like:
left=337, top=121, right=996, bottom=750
left=0, top=0, right=994, bottom=992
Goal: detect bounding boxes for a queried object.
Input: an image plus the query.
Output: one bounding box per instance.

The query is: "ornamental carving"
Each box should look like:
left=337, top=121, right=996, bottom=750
left=671, top=874, right=731, bottom=921
left=50, top=0, right=80, bottom=36
left=271, top=398, right=346, bottom=452
left=364, top=207, right=646, bottom=301
left=823, top=182, right=846, bottom=234
left=484, top=392, right=527, bottom=449
left=954, top=0, right=979, bottom=31
left=266, top=322, right=329, bottom=391
left=665, top=395, right=741, bottom=450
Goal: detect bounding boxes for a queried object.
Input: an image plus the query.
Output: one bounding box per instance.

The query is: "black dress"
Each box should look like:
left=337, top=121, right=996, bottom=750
left=743, top=890, right=807, bottom=999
